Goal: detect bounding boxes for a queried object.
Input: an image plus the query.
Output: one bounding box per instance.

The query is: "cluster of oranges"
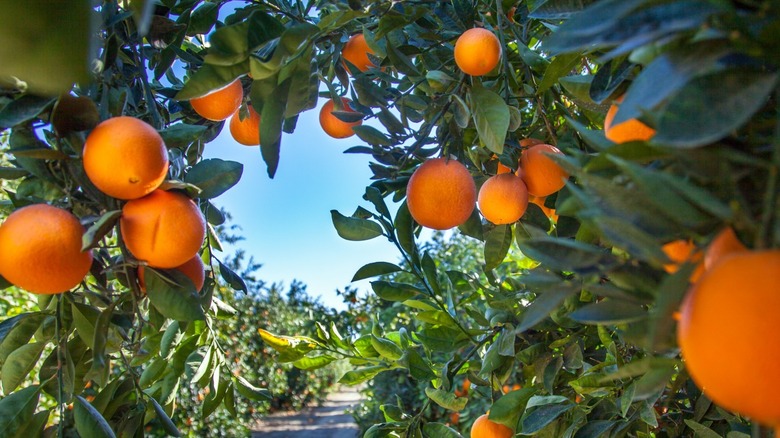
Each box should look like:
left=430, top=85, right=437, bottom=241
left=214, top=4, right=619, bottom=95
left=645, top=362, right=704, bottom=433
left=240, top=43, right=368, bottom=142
left=190, top=78, right=262, bottom=146
left=0, top=115, right=207, bottom=295
left=406, top=141, right=567, bottom=230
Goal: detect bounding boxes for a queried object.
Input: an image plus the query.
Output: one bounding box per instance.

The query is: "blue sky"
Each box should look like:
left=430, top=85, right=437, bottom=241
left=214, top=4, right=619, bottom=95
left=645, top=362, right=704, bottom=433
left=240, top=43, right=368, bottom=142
left=202, top=100, right=402, bottom=310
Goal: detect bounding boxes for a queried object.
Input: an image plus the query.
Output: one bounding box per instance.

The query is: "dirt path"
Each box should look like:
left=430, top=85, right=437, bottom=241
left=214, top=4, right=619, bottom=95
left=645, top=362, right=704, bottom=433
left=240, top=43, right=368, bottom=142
left=251, top=387, right=362, bottom=438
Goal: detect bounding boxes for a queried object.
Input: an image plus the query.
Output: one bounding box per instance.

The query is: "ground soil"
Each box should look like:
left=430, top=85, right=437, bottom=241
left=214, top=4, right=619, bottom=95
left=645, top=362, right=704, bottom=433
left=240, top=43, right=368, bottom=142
left=251, top=387, right=361, bottom=438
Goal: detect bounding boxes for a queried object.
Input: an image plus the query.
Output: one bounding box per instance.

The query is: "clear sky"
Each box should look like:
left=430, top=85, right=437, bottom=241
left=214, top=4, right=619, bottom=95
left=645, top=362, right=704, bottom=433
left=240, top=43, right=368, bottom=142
left=202, top=100, right=402, bottom=310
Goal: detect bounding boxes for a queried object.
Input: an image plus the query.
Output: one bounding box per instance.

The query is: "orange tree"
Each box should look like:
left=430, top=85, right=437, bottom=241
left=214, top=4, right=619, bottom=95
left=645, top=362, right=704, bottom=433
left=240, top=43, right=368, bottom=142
left=1, top=0, right=780, bottom=437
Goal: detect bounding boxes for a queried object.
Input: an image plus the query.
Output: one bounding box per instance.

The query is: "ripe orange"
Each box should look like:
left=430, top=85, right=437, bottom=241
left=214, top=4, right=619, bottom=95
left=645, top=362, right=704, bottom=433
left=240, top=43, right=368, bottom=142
left=454, top=28, right=501, bottom=76
left=229, top=106, right=261, bottom=146
left=470, top=413, right=513, bottom=438
left=704, top=227, right=748, bottom=270
left=190, top=79, right=243, bottom=121
left=83, top=116, right=169, bottom=200
left=478, top=173, right=529, bottom=225
left=662, top=239, right=704, bottom=281
left=138, top=254, right=206, bottom=293
left=677, top=250, right=780, bottom=426
left=0, top=204, right=92, bottom=294
left=519, top=143, right=568, bottom=197
left=406, top=158, right=476, bottom=230
left=462, top=378, right=471, bottom=394
left=449, top=412, right=460, bottom=425
left=342, top=33, right=376, bottom=73
left=604, top=95, right=656, bottom=143
left=319, top=98, right=363, bottom=139
left=120, top=190, right=206, bottom=269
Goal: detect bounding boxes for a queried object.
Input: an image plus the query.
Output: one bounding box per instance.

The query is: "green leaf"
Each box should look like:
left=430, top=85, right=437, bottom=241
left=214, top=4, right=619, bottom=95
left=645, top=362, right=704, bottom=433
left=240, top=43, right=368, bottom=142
left=484, top=224, right=512, bottom=270
left=331, top=210, right=384, bottom=241
left=246, top=11, right=286, bottom=52
left=145, top=269, right=205, bottom=321
left=2, top=342, right=46, bottom=394
left=187, top=2, right=219, bottom=36
left=233, top=375, right=272, bottom=401
left=406, top=349, right=436, bottom=381
left=339, top=365, right=387, bottom=385
left=683, top=420, right=722, bottom=438
left=654, top=69, right=778, bottom=148
left=0, top=313, right=45, bottom=367
left=568, top=300, right=647, bottom=324
left=470, top=84, right=510, bottom=154
left=422, top=423, right=463, bottom=438
left=424, top=387, right=467, bottom=411
left=371, top=335, right=403, bottom=361
left=11, top=409, right=49, bottom=438
left=293, top=355, right=337, bottom=370
left=353, top=125, right=391, bottom=146
left=0, top=95, right=55, bottom=129
left=176, top=63, right=247, bottom=101
left=0, top=385, right=40, bottom=434
left=184, top=158, right=243, bottom=199
left=0, top=167, right=29, bottom=180
left=518, top=236, right=617, bottom=273
left=160, top=124, right=208, bottom=149
left=81, top=210, right=121, bottom=251
left=0, top=1, right=93, bottom=94
left=394, top=202, right=417, bottom=258
left=147, top=395, right=181, bottom=437
left=257, top=329, right=317, bottom=362
left=371, top=281, right=424, bottom=301
left=538, top=53, right=581, bottom=94
left=74, top=396, right=116, bottom=438
left=218, top=260, right=248, bottom=293
left=488, top=388, right=534, bottom=430
left=255, top=76, right=290, bottom=178
left=71, top=303, right=99, bottom=349
left=518, top=286, right=580, bottom=333
left=521, top=402, right=574, bottom=434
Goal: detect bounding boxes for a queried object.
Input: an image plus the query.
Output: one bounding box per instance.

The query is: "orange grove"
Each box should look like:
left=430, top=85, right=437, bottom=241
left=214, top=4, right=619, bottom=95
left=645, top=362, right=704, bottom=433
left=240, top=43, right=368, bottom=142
left=230, top=105, right=261, bottom=146
left=190, top=78, right=243, bottom=121
left=319, top=98, right=363, bottom=139
left=677, top=250, right=780, bottom=426
left=83, top=116, right=169, bottom=200
left=520, top=143, right=568, bottom=197
left=342, top=33, right=376, bottom=73
left=0, top=204, right=92, bottom=294
left=454, top=28, right=501, bottom=76
left=478, top=173, right=529, bottom=225
left=138, top=254, right=206, bottom=293
left=704, top=227, right=748, bottom=270
left=120, top=190, right=206, bottom=269
left=470, top=413, right=513, bottom=438
left=406, top=158, right=476, bottom=230
left=604, top=95, right=656, bottom=143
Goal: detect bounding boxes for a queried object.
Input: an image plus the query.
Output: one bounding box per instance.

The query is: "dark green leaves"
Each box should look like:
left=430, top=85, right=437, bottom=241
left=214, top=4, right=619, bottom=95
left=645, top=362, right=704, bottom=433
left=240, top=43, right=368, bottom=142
left=353, top=262, right=404, bottom=282
left=185, top=159, right=243, bottom=199
left=0, top=0, right=93, bottom=94
left=0, top=385, right=40, bottom=435
left=331, top=210, right=384, bottom=241
left=74, top=396, right=116, bottom=438
left=371, top=281, right=424, bottom=301
left=2, top=342, right=46, bottom=394
left=339, top=365, right=387, bottom=385
left=144, top=269, right=205, bottom=321
left=470, top=84, right=510, bottom=154
left=654, top=69, right=778, bottom=148
left=82, top=210, right=122, bottom=251
left=425, top=387, right=468, bottom=411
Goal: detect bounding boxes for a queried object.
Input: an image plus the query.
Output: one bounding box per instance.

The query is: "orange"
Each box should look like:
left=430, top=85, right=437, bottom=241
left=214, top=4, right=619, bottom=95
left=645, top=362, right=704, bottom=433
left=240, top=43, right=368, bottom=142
left=229, top=106, right=261, bottom=146
left=120, top=190, right=206, bottom=269
left=470, top=413, right=513, bottom=438
left=319, top=98, right=363, bottom=139
left=454, top=28, right=501, bottom=76
left=342, top=33, right=376, bottom=73
left=462, top=378, right=471, bottom=394
left=519, top=144, right=568, bottom=197
left=604, top=95, right=656, bottom=143
left=138, top=254, right=206, bottom=293
left=83, top=116, right=169, bottom=200
left=190, top=79, right=243, bottom=121
left=704, top=227, right=748, bottom=270
left=449, top=412, right=460, bottom=425
left=0, top=204, right=92, bottom=294
left=478, top=173, right=529, bottom=225
left=407, top=158, right=476, bottom=230
left=677, top=250, right=780, bottom=426
left=662, top=239, right=704, bottom=281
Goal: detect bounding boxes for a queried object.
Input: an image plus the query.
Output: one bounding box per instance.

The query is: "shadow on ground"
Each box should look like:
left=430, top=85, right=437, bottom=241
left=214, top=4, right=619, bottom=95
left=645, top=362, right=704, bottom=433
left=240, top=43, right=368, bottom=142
left=252, top=387, right=361, bottom=438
